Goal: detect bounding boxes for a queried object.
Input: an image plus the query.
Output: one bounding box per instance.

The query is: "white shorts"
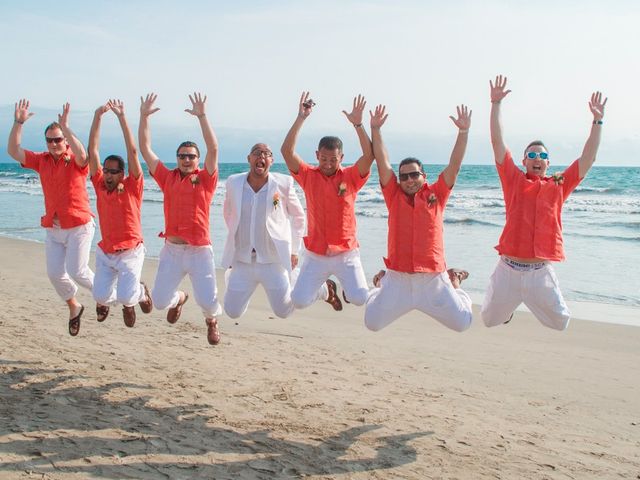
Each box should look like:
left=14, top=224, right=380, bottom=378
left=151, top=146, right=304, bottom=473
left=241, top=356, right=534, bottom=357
left=93, top=244, right=146, bottom=307
left=152, top=243, right=222, bottom=318
left=481, top=258, right=571, bottom=330
left=364, top=269, right=472, bottom=332
left=292, top=249, right=369, bottom=308
left=45, top=220, right=95, bottom=301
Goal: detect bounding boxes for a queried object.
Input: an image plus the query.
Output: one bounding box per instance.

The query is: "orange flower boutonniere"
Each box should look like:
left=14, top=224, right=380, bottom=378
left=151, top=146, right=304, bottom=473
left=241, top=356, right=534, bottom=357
left=63, top=155, right=71, bottom=165
left=427, top=193, right=437, bottom=207
left=552, top=172, right=565, bottom=185
left=273, top=192, right=280, bottom=209
left=191, top=175, right=200, bottom=188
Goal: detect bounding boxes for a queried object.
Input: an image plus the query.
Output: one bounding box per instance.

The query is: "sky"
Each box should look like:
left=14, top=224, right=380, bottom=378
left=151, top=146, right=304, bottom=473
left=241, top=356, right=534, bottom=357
left=0, top=0, right=638, bottom=165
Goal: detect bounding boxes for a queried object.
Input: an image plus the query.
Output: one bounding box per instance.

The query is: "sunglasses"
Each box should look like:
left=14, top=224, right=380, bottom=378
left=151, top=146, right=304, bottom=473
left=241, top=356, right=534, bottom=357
left=526, top=151, right=549, bottom=160
left=251, top=149, right=273, bottom=158
left=104, top=168, right=123, bottom=175
left=45, top=137, right=64, bottom=144
left=177, top=153, right=198, bottom=160
left=398, top=171, right=423, bottom=181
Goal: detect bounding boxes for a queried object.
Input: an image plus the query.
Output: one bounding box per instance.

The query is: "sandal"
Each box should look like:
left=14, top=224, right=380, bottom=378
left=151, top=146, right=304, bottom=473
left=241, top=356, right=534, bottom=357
left=206, top=317, right=221, bottom=345
left=138, top=281, right=153, bottom=314
left=324, top=280, right=343, bottom=311
left=96, top=304, right=109, bottom=322
left=68, top=305, right=84, bottom=336
left=167, top=292, right=189, bottom=324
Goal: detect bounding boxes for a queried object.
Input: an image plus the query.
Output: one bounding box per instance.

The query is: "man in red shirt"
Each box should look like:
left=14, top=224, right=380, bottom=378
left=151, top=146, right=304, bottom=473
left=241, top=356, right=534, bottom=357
left=482, top=75, right=607, bottom=330
left=364, top=104, right=473, bottom=332
left=139, top=92, right=222, bottom=345
left=281, top=92, right=373, bottom=310
left=88, top=100, right=153, bottom=328
left=8, top=100, right=95, bottom=336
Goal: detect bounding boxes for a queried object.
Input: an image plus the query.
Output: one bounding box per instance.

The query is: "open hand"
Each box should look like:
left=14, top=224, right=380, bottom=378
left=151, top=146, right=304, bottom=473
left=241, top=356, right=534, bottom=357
left=589, top=91, right=607, bottom=121
left=14, top=99, right=35, bottom=124
left=449, top=104, right=472, bottom=131
left=108, top=99, right=125, bottom=117
left=490, top=75, right=511, bottom=103
left=369, top=104, right=388, bottom=129
left=342, top=94, right=366, bottom=126
left=140, top=93, right=160, bottom=117
left=57, top=103, right=71, bottom=128
left=185, top=92, right=207, bottom=117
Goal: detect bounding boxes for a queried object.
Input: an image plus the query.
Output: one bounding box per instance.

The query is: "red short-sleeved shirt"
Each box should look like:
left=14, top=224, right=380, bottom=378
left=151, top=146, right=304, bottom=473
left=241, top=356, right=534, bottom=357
left=152, top=162, right=218, bottom=246
left=382, top=172, right=452, bottom=273
left=496, top=150, right=582, bottom=261
left=291, top=162, right=369, bottom=255
left=22, top=149, right=93, bottom=228
left=91, top=170, right=144, bottom=253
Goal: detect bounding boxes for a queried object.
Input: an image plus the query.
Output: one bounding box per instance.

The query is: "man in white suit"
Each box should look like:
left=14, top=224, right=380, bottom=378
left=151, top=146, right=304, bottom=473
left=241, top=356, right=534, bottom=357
left=221, top=143, right=343, bottom=318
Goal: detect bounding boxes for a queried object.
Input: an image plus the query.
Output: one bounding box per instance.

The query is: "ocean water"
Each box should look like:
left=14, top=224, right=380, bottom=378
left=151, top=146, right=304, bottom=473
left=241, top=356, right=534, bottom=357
left=0, top=162, right=638, bottom=308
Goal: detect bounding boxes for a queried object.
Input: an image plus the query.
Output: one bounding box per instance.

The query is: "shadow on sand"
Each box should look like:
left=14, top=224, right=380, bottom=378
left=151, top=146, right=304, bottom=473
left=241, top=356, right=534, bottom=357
left=0, top=359, right=432, bottom=479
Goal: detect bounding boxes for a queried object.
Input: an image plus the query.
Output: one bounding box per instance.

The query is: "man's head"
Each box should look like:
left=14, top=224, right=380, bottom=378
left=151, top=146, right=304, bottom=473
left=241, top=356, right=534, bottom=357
left=176, top=141, right=200, bottom=175
left=247, top=143, right=274, bottom=179
left=315, top=136, right=344, bottom=177
left=44, top=122, right=69, bottom=158
left=398, top=157, right=426, bottom=195
left=103, top=155, right=125, bottom=192
left=522, top=140, right=549, bottom=178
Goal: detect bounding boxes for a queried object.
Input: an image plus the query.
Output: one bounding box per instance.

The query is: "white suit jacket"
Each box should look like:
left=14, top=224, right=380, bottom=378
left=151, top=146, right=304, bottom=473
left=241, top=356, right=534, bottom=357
left=221, top=172, right=305, bottom=272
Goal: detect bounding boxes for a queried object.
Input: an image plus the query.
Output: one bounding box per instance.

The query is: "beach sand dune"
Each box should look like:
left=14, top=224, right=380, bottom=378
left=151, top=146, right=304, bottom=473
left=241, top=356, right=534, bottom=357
left=1, top=237, right=638, bottom=479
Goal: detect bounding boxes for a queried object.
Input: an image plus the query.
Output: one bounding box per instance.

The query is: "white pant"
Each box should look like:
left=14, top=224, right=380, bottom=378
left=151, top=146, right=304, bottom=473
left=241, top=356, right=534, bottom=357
left=152, top=243, right=222, bottom=318
left=292, top=249, right=369, bottom=308
left=93, top=244, right=146, bottom=307
left=364, top=270, right=472, bottom=332
left=224, top=261, right=327, bottom=319
left=481, top=259, right=571, bottom=331
left=45, top=221, right=95, bottom=301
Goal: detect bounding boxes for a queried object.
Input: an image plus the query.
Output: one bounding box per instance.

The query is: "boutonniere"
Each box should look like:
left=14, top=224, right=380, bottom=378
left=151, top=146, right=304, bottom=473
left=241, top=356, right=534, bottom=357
left=338, top=182, right=347, bottom=197
left=427, top=193, right=438, bottom=207
left=190, top=175, right=200, bottom=188
left=551, top=172, right=564, bottom=185
left=63, top=155, right=71, bottom=165
left=116, top=183, right=124, bottom=194
left=273, top=192, right=280, bottom=209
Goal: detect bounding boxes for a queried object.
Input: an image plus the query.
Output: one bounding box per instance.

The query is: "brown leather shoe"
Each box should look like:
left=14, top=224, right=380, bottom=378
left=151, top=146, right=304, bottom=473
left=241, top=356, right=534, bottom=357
left=167, top=292, right=189, bottom=324
left=206, top=317, right=221, bottom=345
left=325, top=280, right=343, bottom=311
left=138, top=282, right=153, bottom=314
left=68, top=305, right=84, bottom=337
left=122, top=306, right=136, bottom=328
left=96, top=304, right=109, bottom=322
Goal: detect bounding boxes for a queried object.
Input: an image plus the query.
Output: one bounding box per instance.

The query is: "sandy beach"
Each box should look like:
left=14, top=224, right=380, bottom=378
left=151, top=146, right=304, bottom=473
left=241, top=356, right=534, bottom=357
left=0, top=236, right=638, bottom=479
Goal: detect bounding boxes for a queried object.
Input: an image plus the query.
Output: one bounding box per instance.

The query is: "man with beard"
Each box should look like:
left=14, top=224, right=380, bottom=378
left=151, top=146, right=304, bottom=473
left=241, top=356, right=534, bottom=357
left=221, top=143, right=343, bottom=319
left=88, top=99, right=153, bottom=328
left=139, top=92, right=223, bottom=345
left=8, top=100, right=95, bottom=336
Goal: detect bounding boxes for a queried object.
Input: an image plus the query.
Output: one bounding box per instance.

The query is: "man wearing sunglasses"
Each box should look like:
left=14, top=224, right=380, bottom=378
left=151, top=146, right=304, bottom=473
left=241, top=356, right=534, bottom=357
left=363, top=104, right=473, bottom=332
left=482, top=75, right=607, bottom=330
left=139, top=92, right=222, bottom=345
left=281, top=92, right=374, bottom=312
left=221, top=143, right=340, bottom=319
left=88, top=100, right=153, bottom=329
left=8, top=100, right=95, bottom=336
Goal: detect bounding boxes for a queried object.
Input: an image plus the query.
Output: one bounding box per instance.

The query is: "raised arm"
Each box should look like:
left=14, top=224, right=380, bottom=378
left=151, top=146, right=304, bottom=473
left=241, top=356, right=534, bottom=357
left=88, top=103, right=110, bottom=177
left=138, top=93, right=161, bottom=176
left=185, top=92, right=217, bottom=175
left=58, top=103, right=88, bottom=167
left=578, top=91, right=607, bottom=178
left=489, top=75, right=512, bottom=165
left=442, top=104, right=472, bottom=188
left=343, top=94, right=374, bottom=177
left=369, top=104, right=393, bottom=187
left=281, top=91, right=314, bottom=174
left=108, top=99, right=142, bottom=179
left=7, top=99, right=34, bottom=164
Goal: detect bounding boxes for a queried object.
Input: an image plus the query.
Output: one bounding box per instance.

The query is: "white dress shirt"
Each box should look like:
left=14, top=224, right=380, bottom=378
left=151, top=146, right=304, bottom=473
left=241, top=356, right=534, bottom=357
left=233, top=180, right=280, bottom=264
